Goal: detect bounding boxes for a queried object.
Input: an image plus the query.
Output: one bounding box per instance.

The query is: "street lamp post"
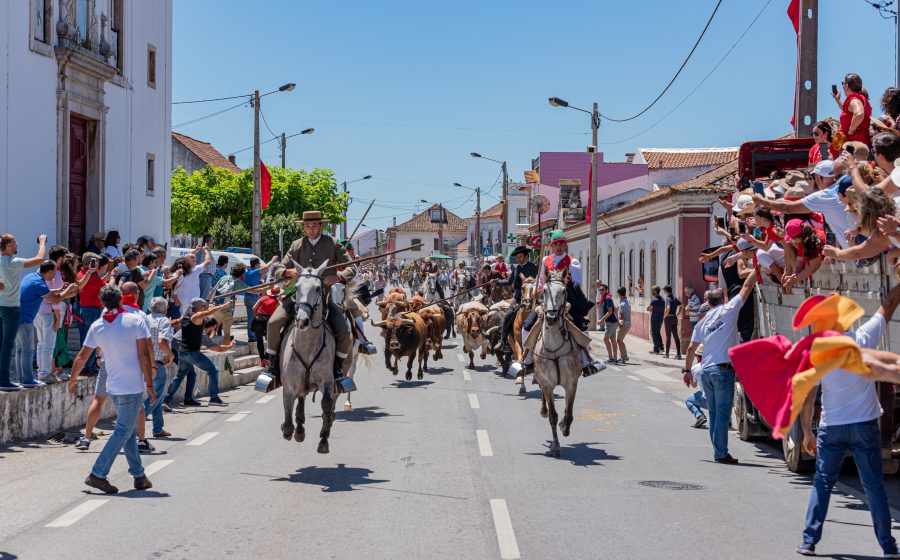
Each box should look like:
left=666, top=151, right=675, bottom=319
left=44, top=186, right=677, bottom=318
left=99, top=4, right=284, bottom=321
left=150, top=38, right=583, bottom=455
left=548, top=96, right=600, bottom=329
left=280, top=127, right=314, bottom=168
left=341, top=175, right=373, bottom=239
left=470, top=153, right=508, bottom=255
left=252, top=82, right=296, bottom=257
left=454, top=182, right=481, bottom=258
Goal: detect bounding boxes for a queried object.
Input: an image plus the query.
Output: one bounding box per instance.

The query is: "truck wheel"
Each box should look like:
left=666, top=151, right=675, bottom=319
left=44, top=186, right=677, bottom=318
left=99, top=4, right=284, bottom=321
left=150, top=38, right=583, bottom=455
left=733, top=383, right=755, bottom=442
left=783, top=419, right=815, bottom=473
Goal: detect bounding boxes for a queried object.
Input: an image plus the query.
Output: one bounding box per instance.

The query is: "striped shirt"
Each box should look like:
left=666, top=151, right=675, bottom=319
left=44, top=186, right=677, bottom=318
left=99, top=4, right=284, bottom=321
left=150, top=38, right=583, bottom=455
left=149, top=312, right=174, bottom=363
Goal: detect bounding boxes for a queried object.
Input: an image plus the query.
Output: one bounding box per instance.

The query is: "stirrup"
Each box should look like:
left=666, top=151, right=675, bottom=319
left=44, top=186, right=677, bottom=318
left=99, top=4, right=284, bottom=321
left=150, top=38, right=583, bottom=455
left=255, top=372, right=275, bottom=393
left=335, top=376, right=357, bottom=394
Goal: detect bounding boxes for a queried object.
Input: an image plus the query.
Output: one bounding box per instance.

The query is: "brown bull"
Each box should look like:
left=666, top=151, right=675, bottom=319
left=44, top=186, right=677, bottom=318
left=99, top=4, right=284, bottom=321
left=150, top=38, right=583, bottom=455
left=455, top=307, right=493, bottom=369
left=408, top=294, right=426, bottom=312
left=417, top=304, right=445, bottom=360
left=377, top=291, right=408, bottom=321
left=371, top=313, right=428, bottom=380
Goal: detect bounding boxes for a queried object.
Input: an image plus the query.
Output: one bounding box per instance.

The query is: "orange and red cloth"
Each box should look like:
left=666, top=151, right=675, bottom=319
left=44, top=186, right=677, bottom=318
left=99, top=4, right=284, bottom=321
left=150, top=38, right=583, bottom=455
left=728, top=293, right=872, bottom=438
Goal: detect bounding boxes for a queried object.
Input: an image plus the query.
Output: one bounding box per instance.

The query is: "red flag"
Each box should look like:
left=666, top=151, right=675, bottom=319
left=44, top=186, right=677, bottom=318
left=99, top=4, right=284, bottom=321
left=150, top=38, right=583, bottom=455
left=260, top=160, right=272, bottom=210
left=584, top=162, right=592, bottom=224
left=788, top=0, right=801, bottom=128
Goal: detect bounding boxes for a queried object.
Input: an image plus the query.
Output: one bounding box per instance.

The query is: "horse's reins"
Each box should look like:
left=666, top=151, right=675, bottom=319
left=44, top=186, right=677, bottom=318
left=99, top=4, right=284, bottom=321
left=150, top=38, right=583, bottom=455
left=534, top=277, right=573, bottom=385
left=290, top=272, right=330, bottom=392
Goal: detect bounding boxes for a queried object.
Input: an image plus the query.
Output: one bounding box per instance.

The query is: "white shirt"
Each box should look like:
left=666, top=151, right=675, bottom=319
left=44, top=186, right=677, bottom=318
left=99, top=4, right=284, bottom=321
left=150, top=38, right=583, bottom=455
left=538, top=253, right=582, bottom=289
left=819, top=313, right=884, bottom=427
left=690, top=293, right=744, bottom=365
left=83, top=311, right=150, bottom=395
left=174, top=264, right=206, bottom=312
left=756, top=244, right=785, bottom=270
left=691, top=362, right=705, bottom=397
left=801, top=189, right=851, bottom=248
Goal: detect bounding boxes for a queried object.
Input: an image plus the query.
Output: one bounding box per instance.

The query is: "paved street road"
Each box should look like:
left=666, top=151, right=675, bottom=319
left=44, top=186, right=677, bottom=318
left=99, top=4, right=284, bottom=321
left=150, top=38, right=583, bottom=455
left=2, top=312, right=900, bottom=559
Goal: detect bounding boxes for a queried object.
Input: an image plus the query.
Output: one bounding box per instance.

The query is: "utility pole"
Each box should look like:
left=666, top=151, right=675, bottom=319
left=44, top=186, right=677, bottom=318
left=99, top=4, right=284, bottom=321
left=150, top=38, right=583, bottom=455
left=252, top=89, right=261, bottom=257
left=280, top=132, right=286, bottom=168
left=475, top=187, right=481, bottom=258
left=588, top=102, right=599, bottom=330
left=795, top=0, right=818, bottom=137
left=896, top=9, right=899, bottom=87
left=341, top=181, right=348, bottom=240
left=438, top=203, right=444, bottom=254
left=501, top=160, right=508, bottom=255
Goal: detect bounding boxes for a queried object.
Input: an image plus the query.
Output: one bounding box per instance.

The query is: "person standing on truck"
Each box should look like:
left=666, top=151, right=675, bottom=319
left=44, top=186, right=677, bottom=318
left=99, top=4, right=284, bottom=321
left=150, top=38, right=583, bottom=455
left=682, top=268, right=758, bottom=465
left=795, top=283, right=900, bottom=557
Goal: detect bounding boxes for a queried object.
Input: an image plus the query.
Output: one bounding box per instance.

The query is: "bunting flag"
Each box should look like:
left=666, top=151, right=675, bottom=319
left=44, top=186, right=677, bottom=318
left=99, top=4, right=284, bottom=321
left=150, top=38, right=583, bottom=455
left=788, top=0, right=801, bottom=128
left=261, top=160, right=272, bottom=210
left=524, top=170, right=540, bottom=184
left=729, top=293, right=870, bottom=439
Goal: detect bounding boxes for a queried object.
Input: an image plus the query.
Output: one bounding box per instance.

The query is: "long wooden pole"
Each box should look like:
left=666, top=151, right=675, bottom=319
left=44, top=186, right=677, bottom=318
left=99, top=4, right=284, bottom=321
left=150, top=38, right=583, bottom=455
left=213, top=243, right=423, bottom=300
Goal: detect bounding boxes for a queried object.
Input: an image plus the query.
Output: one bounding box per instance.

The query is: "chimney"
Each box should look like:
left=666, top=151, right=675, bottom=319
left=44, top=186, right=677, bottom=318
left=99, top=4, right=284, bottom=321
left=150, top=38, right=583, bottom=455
left=227, top=154, right=236, bottom=165
left=625, top=152, right=635, bottom=164
left=393, top=216, right=397, bottom=227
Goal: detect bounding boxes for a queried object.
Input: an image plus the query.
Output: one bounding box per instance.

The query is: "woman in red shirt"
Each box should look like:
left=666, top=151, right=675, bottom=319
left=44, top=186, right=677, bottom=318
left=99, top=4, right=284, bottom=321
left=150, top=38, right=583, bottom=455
left=74, top=254, right=112, bottom=374
left=251, top=287, right=280, bottom=365
left=808, top=121, right=838, bottom=164
left=833, top=73, right=872, bottom=146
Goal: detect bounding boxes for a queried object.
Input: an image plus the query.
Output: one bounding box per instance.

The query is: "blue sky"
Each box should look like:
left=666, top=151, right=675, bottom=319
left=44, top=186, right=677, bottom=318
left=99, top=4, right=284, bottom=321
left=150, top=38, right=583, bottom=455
left=173, top=0, right=899, bottom=232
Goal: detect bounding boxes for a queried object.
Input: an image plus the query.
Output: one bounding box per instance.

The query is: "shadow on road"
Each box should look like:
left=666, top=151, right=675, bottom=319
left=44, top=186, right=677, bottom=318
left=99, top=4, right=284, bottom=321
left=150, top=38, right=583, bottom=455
left=336, top=406, right=402, bottom=423
left=390, top=380, right=434, bottom=389
left=425, top=366, right=453, bottom=374
left=526, top=441, right=622, bottom=466
left=275, top=463, right=389, bottom=492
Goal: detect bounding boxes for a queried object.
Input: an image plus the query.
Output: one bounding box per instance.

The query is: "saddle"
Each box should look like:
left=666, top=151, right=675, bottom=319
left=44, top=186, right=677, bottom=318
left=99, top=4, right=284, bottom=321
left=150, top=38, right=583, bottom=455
left=523, top=306, right=592, bottom=351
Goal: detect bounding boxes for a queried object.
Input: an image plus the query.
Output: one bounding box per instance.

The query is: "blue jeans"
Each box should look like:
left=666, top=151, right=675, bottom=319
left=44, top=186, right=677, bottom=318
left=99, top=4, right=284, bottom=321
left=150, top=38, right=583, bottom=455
left=75, top=305, right=102, bottom=372
left=700, top=364, right=735, bottom=459
left=0, top=306, right=20, bottom=386
left=166, top=350, right=218, bottom=401
left=144, top=362, right=168, bottom=434
left=685, top=390, right=708, bottom=418
left=14, top=323, right=37, bottom=384
left=91, top=392, right=145, bottom=479
left=244, top=295, right=259, bottom=341
left=803, top=420, right=898, bottom=553
left=199, top=273, right=213, bottom=302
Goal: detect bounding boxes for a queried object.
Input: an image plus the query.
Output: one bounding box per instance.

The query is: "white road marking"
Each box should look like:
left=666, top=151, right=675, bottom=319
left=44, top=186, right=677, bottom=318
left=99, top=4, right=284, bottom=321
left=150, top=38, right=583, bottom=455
left=255, top=394, right=277, bottom=404
left=647, top=386, right=665, bottom=394
left=186, top=432, right=220, bottom=446
left=468, top=393, right=480, bottom=409
left=476, top=430, right=494, bottom=457
left=639, top=368, right=677, bottom=382
left=144, top=459, right=174, bottom=477
left=671, top=400, right=684, bottom=408
left=456, top=354, right=465, bottom=363
left=463, top=370, right=472, bottom=381
left=46, top=500, right=108, bottom=528
left=226, top=411, right=253, bottom=423
left=490, top=499, right=521, bottom=560
left=626, top=375, right=640, bottom=381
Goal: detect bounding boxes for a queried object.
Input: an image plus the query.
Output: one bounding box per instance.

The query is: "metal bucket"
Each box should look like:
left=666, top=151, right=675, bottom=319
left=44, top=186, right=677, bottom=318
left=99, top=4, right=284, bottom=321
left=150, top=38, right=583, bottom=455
left=336, top=376, right=357, bottom=393
left=255, top=372, right=275, bottom=393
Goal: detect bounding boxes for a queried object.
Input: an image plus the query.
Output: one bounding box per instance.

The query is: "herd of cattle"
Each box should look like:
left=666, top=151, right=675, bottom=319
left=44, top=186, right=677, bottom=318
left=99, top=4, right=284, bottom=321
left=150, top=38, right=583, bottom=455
left=369, top=287, right=503, bottom=380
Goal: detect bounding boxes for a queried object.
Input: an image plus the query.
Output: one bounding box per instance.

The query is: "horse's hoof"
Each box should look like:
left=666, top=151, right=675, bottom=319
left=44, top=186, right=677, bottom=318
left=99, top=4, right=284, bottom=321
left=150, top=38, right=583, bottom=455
left=548, top=448, right=561, bottom=458
left=294, top=427, right=305, bottom=442
left=317, top=440, right=330, bottom=454
left=417, top=372, right=424, bottom=380
left=518, top=385, right=526, bottom=396
left=540, top=409, right=548, bottom=418
left=405, top=372, right=412, bottom=381
left=281, top=423, right=293, bottom=441
left=480, top=353, right=487, bottom=360
left=561, top=426, right=570, bottom=437
left=343, top=402, right=352, bottom=412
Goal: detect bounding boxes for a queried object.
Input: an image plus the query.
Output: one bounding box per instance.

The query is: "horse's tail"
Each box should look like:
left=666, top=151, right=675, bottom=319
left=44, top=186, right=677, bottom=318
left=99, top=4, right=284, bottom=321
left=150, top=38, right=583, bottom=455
left=359, top=352, right=374, bottom=370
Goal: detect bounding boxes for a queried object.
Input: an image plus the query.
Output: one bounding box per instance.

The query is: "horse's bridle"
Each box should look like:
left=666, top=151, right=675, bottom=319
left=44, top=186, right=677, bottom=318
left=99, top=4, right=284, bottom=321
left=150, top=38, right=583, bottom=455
left=294, top=272, right=326, bottom=329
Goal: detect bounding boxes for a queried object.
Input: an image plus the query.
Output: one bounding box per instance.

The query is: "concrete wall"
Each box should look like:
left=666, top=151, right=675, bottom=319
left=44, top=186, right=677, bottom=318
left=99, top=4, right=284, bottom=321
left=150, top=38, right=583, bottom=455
left=392, top=230, right=466, bottom=262
left=0, top=350, right=254, bottom=445
left=172, top=138, right=205, bottom=175
left=0, top=0, right=172, bottom=250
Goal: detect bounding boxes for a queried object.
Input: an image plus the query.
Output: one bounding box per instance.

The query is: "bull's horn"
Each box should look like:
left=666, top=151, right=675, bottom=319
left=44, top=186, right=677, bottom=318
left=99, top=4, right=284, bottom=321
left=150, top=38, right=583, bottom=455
left=400, top=318, right=415, bottom=325
left=484, top=326, right=500, bottom=335
left=370, top=319, right=387, bottom=328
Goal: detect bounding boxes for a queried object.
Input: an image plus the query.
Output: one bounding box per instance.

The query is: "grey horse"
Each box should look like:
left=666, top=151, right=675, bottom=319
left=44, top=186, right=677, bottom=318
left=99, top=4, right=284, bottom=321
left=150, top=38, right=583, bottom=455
left=533, top=267, right=583, bottom=458
left=280, top=260, right=337, bottom=454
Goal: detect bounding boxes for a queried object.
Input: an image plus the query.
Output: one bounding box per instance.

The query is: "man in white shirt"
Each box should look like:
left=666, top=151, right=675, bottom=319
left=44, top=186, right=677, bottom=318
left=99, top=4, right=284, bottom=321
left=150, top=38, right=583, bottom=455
left=67, top=284, right=155, bottom=494
left=683, top=268, right=758, bottom=464
left=795, top=284, right=900, bottom=557
left=754, top=160, right=852, bottom=249
left=173, top=247, right=212, bottom=315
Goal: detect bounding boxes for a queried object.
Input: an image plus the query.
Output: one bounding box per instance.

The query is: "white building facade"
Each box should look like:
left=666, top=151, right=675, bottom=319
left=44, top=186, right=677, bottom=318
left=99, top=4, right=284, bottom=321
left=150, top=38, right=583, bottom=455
left=0, top=0, right=172, bottom=252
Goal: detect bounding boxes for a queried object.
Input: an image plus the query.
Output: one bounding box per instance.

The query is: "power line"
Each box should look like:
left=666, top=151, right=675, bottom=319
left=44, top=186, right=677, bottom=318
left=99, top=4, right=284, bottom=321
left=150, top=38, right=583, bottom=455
left=861, top=0, right=897, bottom=18
left=259, top=107, right=279, bottom=140
left=599, top=0, right=772, bottom=146
left=173, top=98, right=249, bottom=129
left=172, top=93, right=251, bottom=105
left=599, top=0, right=722, bottom=123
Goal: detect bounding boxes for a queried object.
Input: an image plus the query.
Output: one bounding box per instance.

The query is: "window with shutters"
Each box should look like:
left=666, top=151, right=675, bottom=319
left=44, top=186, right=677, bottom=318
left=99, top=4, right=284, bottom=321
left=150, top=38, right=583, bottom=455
left=667, top=244, right=676, bottom=287
left=146, top=154, right=156, bottom=196
left=147, top=44, right=157, bottom=88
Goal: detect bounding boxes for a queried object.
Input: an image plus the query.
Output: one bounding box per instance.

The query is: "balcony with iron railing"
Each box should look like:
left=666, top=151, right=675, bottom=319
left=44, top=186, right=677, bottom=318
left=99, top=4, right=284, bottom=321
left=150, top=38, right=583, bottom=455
left=53, top=0, right=119, bottom=71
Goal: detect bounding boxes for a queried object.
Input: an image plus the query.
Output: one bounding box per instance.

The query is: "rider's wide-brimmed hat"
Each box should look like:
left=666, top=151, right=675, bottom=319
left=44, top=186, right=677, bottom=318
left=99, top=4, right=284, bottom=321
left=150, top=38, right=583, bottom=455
left=299, top=210, right=323, bottom=224
left=510, top=245, right=530, bottom=258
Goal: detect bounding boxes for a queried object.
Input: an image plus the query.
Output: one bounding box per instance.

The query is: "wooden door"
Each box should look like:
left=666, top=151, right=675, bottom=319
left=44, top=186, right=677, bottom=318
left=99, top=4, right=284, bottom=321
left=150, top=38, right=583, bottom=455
left=69, top=116, right=88, bottom=252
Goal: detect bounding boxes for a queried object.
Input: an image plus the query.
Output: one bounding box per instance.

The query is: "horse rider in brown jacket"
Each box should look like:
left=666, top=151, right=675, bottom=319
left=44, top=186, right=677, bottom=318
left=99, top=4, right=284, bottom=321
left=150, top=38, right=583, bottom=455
left=265, top=210, right=356, bottom=384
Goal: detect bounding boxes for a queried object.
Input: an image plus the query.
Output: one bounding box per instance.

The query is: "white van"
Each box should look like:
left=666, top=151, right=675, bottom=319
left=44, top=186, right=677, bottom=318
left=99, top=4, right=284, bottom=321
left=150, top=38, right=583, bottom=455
left=164, top=247, right=268, bottom=322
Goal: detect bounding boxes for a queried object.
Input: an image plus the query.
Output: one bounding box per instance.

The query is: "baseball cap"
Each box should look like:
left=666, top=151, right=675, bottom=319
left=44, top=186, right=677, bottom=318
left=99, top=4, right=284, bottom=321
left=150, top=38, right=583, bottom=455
left=812, top=160, right=835, bottom=178
left=784, top=219, right=805, bottom=241
left=732, top=193, right=753, bottom=214
left=190, top=297, right=208, bottom=310
left=836, top=175, right=854, bottom=196
left=735, top=238, right=754, bottom=252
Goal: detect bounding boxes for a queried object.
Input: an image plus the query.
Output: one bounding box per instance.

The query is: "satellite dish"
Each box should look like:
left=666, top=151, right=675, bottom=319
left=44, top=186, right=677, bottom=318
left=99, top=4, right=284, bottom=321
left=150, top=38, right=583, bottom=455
left=530, top=195, right=550, bottom=215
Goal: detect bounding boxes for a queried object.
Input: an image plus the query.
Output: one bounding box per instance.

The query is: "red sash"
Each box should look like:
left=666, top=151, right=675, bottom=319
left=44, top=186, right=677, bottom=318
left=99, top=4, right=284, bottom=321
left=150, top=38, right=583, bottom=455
left=543, top=254, right=571, bottom=272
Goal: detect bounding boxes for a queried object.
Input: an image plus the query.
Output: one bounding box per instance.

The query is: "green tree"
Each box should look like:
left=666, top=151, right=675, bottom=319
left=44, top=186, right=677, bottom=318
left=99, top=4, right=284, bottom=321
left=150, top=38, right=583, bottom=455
left=171, top=165, right=347, bottom=236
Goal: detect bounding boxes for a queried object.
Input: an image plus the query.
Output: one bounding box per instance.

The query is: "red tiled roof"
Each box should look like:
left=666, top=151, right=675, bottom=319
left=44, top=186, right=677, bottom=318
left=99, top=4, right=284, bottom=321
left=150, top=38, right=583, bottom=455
left=388, top=204, right=467, bottom=233
left=639, top=148, right=738, bottom=170
left=172, top=132, right=241, bottom=173
left=480, top=202, right=503, bottom=218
